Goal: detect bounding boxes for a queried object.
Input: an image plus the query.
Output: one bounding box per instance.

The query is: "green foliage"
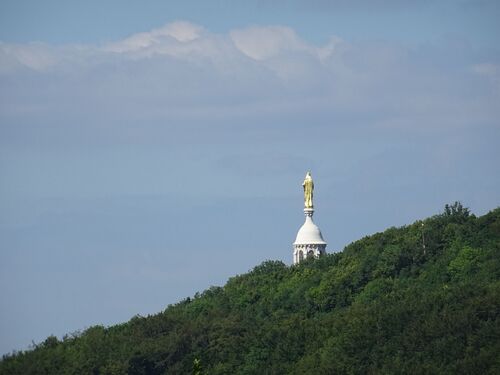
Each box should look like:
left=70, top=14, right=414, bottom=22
left=192, top=358, right=203, bottom=375
left=2, top=203, right=500, bottom=375
left=448, top=245, right=482, bottom=279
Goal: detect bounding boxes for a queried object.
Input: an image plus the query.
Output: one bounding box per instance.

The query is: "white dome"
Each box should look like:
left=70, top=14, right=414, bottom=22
left=294, top=216, right=326, bottom=245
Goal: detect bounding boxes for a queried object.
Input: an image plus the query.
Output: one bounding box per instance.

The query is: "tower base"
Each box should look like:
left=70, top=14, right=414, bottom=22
left=293, top=243, right=326, bottom=264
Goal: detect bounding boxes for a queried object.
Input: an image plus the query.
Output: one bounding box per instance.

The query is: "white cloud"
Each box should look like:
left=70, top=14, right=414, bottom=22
left=0, top=21, right=498, bottom=140
left=228, top=25, right=340, bottom=64
left=98, top=23, right=343, bottom=82
left=229, top=25, right=317, bottom=60
left=104, top=21, right=204, bottom=53
left=0, top=42, right=58, bottom=71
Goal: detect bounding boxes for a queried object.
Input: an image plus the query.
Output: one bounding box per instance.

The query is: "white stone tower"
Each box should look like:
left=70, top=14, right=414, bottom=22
left=293, top=172, right=327, bottom=264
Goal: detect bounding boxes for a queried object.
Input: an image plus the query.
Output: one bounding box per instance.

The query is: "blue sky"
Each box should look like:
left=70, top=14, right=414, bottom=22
left=1, top=1, right=499, bottom=45
left=1, top=0, right=499, bottom=355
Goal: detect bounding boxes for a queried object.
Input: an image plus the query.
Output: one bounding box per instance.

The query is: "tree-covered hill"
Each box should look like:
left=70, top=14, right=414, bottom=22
left=2, top=203, right=499, bottom=374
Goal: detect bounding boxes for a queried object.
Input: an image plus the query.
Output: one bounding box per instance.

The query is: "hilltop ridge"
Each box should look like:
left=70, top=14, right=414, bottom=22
left=1, top=203, right=499, bottom=374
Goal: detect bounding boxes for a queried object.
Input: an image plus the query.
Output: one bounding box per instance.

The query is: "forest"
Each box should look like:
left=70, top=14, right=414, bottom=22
left=1, top=202, right=499, bottom=374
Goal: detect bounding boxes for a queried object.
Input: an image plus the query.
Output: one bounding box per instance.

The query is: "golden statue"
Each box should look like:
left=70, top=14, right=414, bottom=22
left=302, top=171, right=314, bottom=208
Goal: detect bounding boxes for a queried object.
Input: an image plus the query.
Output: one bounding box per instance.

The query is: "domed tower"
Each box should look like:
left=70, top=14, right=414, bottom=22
left=293, top=172, right=327, bottom=264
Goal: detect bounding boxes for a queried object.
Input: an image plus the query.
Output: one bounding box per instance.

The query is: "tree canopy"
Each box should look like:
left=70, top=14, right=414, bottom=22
left=2, top=203, right=499, bottom=374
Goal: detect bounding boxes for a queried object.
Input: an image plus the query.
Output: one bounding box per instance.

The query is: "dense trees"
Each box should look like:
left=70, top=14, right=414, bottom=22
left=2, top=204, right=499, bottom=374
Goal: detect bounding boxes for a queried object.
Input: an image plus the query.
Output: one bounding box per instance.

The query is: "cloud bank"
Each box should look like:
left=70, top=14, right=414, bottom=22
left=1, top=20, right=499, bottom=234
left=2, top=20, right=497, bottom=142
